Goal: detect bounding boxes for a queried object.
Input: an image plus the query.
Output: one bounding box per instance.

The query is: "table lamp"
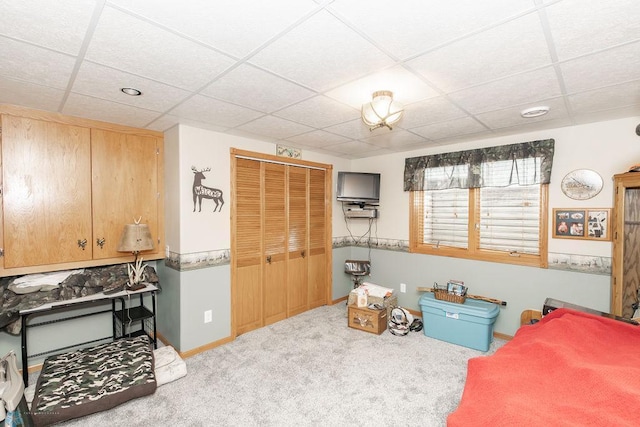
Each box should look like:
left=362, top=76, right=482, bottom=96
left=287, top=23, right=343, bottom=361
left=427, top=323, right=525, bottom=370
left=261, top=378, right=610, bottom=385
left=117, top=218, right=154, bottom=290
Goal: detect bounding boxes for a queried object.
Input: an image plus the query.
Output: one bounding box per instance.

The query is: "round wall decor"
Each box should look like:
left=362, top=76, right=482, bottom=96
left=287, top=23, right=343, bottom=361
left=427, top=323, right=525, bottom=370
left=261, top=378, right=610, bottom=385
left=560, top=169, right=603, bottom=200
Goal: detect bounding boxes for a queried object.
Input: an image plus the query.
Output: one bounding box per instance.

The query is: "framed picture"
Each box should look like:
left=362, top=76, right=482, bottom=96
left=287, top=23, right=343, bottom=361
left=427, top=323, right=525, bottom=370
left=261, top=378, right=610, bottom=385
left=552, top=208, right=611, bottom=241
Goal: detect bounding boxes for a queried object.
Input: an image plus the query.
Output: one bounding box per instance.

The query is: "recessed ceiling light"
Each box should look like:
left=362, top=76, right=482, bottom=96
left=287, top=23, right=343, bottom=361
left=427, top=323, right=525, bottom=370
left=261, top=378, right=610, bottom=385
left=520, top=106, right=549, bottom=118
left=121, top=87, right=142, bottom=96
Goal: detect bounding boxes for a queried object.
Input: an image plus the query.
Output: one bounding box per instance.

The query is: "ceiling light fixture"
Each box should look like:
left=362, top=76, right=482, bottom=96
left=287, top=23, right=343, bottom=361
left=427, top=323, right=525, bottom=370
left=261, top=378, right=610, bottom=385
left=520, top=105, right=550, bottom=118
left=121, top=87, right=142, bottom=96
left=361, top=90, right=403, bottom=131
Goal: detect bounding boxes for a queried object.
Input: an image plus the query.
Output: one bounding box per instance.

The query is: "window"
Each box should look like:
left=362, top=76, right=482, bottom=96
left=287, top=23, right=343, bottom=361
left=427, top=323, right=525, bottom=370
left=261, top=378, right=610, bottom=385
left=406, top=140, right=554, bottom=267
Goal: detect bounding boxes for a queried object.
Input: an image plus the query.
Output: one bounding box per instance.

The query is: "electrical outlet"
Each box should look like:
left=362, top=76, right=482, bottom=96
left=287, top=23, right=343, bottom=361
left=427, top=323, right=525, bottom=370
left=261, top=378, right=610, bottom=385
left=400, top=283, right=406, bottom=293
left=204, top=310, right=212, bottom=323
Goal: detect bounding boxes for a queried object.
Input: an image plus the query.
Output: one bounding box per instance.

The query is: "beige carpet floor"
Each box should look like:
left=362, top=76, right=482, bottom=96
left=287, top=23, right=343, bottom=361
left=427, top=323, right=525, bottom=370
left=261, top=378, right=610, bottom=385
left=50, top=302, right=505, bottom=426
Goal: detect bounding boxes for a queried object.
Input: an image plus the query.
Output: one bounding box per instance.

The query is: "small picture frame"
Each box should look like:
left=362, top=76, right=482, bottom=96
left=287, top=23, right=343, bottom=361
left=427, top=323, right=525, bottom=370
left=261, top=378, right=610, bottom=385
left=552, top=208, right=611, bottom=241
left=447, top=280, right=466, bottom=296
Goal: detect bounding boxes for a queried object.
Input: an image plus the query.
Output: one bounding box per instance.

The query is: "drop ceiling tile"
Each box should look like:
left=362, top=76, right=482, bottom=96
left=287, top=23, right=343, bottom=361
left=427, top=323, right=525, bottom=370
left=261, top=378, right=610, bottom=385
left=0, top=0, right=96, bottom=55
left=407, top=13, right=550, bottom=92
left=274, top=95, right=358, bottom=128
left=249, top=10, right=394, bottom=91
left=449, top=67, right=562, bottom=114
left=0, top=37, right=76, bottom=89
left=560, top=42, right=640, bottom=94
left=486, top=117, right=573, bottom=137
left=86, top=6, right=235, bottom=90
left=146, top=114, right=181, bottom=132
left=325, top=66, right=437, bottom=108
left=201, top=64, right=315, bottom=113
left=323, top=119, right=377, bottom=140
left=411, top=116, right=488, bottom=140
left=286, top=130, right=350, bottom=147
left=62, top=93, right=162, bottom=128
left=475, top=97, right=568, bottom=129
left=568, top=80, right=640, bottom=115
left=362, top=129, right=428, bottom=149
left=572, top=105, right=640, bottom=125
left=545, top=0, right=640, bottom=61
left=324, top=140, right=388, bottom=156
left=330, top=0, right=537, bottom=59
left=236, top=115, right=314, bottom=139
left=72, top=62, right=191, bottom=112
left=171, top=95, right=264, bottom=128
left=0, top=76, right=65, bottom=112
left=109, top=0, right=318, bottom=58
left=401, top=96, right=468, bottom=129
left=430, top=130, right=495, bottom=146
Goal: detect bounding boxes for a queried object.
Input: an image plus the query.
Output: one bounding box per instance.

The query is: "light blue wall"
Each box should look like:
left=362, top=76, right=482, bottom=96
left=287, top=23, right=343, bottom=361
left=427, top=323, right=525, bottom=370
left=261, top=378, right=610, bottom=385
left=344, top=246, right=609, bottom=336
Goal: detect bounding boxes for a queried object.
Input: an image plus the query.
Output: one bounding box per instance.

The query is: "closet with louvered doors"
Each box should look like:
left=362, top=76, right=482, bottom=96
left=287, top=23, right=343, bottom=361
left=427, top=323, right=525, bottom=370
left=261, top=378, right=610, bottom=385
left=231, top=149, right=332, bottom=337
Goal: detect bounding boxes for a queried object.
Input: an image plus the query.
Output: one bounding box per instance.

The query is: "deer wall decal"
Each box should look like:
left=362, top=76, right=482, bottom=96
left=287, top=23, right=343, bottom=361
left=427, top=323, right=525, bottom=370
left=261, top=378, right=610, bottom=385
left=192, top=166, right=224, bottom=212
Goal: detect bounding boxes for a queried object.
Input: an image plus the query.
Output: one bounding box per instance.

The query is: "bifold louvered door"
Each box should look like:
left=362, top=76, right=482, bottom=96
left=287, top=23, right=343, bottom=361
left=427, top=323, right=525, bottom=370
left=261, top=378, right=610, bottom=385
left=231, top=150, right=331, bottom=336
left=234, top=158, right=263, bottom=335
left=264, top=162, right=287, bottom=326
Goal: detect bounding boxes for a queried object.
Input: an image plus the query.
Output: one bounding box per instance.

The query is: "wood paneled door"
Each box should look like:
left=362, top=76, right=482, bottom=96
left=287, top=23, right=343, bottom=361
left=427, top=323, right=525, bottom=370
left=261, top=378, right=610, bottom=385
left=231, top=149, right=332, bottom=337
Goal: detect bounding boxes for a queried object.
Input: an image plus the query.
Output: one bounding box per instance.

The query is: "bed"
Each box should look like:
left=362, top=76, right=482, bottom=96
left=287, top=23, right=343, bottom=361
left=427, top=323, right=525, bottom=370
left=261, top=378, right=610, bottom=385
left=447, top=307, right=640, bottom=426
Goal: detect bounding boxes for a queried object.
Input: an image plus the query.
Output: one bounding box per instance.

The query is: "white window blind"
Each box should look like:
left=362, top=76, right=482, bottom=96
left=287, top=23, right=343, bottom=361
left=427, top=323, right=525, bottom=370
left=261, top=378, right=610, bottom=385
left=423, top=188, right=469, bottom=248
left=479, top=159, right=541, bottom=254
left=479, top=185, right=540, bottom=254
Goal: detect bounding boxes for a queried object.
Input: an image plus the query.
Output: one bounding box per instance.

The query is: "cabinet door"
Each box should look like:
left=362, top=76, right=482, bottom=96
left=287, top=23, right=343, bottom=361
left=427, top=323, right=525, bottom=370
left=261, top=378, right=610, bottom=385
left=2, top=115, right=92, bottom=268
left=234, top=158, right=263, bottom=335
left=287, top=166, right=308, bottom=317
left=91, top=129, right=160, bottom=259
left=308, top=168, right=327, bottom=309
left=621, top=187, right=640, bottom=318
left=263, top=162, right=287, bottom=325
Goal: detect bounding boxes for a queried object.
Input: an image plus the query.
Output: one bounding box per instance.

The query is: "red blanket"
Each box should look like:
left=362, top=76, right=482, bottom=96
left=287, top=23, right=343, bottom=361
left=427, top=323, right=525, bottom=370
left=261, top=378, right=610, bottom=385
left=448, top=308, right=640, bottom=427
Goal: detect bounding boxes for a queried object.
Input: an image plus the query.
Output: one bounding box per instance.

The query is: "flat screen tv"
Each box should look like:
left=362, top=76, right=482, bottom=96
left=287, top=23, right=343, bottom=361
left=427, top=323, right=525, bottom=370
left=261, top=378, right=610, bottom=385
left=336, top=171, right=380, bottom=205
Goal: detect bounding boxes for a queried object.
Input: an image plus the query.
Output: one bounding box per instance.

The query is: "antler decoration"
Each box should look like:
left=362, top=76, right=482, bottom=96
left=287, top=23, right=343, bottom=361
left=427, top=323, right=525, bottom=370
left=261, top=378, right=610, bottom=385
left=128, top=257, right=148, bottom=285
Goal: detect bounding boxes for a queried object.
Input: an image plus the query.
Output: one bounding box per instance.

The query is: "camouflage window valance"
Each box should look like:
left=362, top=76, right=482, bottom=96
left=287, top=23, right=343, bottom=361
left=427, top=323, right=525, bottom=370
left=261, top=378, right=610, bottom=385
left=403, top=139, right=555, bottom=191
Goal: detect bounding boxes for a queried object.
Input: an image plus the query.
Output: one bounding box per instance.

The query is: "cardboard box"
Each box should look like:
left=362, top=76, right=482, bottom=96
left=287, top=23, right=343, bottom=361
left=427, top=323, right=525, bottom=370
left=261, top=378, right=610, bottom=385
left=348, top=305, right=387, bottom=335
left=419, top=292, right=499, bottom=351
left=347, top=290, right=397, bottom=318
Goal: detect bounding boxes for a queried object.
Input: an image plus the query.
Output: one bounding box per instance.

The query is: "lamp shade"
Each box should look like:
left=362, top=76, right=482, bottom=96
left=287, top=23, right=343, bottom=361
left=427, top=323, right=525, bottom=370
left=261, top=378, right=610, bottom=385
left=361, top=90, right=403, bottom=131
left=117, top=223, right=154, bottom=253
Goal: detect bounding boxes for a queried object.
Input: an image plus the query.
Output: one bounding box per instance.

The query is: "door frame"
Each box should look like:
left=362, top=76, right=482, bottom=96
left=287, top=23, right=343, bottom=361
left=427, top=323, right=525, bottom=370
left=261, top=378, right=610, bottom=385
left=230, top=148, right=333, bottom=338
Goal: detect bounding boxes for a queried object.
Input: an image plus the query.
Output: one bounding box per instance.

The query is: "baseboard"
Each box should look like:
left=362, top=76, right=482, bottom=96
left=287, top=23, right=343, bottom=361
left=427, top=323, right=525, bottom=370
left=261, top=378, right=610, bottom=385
left=178, top=335, right=235, bottom=359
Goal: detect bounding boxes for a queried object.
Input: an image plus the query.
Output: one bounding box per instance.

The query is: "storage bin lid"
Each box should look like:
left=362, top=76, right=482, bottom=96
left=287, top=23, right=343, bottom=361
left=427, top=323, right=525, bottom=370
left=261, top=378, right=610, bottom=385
left=419, top=292, right=500, bottom=319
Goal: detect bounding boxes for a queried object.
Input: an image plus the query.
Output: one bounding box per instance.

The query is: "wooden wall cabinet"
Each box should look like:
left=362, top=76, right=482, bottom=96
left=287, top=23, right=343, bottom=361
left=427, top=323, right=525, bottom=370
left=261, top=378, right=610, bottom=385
left=0, top=106, right=164, bottom=277
left=231, top=149, right=332, bottom=336
left=611, top=172, right=640, bottom=318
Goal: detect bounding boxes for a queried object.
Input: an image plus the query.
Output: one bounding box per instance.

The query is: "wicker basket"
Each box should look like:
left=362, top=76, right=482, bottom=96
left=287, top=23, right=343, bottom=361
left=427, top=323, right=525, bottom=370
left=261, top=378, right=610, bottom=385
left=433, top=288, right=466, bottom=304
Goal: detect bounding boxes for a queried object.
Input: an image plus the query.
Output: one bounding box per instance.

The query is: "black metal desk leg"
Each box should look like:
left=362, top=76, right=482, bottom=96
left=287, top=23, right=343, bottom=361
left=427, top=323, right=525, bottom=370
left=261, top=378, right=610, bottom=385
left=152, top=292, right=157, bottom=349
left=21, top=315, right=28, bottom=385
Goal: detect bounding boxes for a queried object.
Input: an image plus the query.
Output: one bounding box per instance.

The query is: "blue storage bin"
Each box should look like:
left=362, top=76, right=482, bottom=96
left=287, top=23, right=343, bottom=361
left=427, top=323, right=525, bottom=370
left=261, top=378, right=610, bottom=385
left=419, top=292, right=500, bottom=351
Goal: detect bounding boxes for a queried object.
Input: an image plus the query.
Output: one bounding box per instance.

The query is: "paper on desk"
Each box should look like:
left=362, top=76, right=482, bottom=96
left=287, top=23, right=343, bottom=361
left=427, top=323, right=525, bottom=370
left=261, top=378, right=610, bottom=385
left=360, top=282, right=394, bottom=298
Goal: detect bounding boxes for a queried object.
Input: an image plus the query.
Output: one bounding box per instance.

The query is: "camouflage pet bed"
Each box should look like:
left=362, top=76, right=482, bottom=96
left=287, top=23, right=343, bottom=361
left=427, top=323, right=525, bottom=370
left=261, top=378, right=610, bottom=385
left=30, top=335, right=157, bottom=426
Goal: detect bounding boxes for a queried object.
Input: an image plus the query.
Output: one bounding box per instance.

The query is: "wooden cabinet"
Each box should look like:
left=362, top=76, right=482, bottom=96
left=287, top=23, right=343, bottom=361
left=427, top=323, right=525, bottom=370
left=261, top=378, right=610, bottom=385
left=611, top=172, right=640, bottom=318
left=91, top=129, right=161, bottom=259
left=2, top=115, right=93, bottom=268
left=231, top=149, right=332, bottom=336
left=0, top=106, right=164, bottom=277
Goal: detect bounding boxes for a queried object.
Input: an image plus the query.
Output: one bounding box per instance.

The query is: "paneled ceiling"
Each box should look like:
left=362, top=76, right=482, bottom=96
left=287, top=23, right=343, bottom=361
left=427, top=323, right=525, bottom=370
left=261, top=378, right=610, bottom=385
left=1, top=0, right=639, bottom=159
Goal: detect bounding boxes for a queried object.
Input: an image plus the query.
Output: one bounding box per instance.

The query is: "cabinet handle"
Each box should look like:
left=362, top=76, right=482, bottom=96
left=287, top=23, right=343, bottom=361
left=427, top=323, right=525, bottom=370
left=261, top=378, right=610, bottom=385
left=77, top=239, right=87, bottom=250
left=96, top=238, right=105, bottom=248
left=301, top=250, right=305, bottom=258
left=266, top=255, right=272, bottom=264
